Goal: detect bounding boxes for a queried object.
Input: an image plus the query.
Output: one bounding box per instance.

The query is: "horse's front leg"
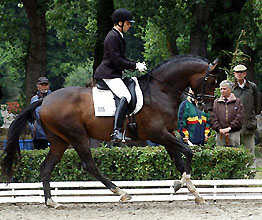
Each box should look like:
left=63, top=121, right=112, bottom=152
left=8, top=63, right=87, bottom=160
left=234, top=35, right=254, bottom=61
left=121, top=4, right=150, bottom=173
left=174, top=171, right=205, bottom=204
left=153, top=131, right=205, bottom=204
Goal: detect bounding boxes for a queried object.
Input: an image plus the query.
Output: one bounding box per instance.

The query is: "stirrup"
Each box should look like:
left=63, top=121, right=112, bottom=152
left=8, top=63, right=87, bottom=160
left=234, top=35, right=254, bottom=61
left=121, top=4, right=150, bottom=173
left=111, top=130, right=131, bottom=143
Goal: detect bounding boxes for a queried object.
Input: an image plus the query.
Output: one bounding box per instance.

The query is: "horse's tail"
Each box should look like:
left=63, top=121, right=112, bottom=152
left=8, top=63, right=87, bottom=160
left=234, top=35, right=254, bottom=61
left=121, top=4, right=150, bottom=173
left=0, top=99, right=43, bottom=182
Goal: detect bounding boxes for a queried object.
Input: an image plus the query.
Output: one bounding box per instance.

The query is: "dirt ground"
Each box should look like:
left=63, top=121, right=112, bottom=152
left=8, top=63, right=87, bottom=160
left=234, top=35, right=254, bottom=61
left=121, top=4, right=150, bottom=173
left=0, top=200, right=262, bottom=220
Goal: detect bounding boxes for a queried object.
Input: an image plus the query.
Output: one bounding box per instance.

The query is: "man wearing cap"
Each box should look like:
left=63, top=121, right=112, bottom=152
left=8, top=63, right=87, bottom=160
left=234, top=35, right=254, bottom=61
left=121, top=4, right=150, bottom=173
left=94, top=8, right=147, bottom=142
left=28, top=77, right=51, bottom=149
left=232, top=64, right=259, bottom=168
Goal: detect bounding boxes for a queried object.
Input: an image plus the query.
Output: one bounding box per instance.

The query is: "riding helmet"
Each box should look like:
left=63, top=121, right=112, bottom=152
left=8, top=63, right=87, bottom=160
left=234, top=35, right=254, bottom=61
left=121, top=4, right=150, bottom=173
left=112, top=8, right=135, bottom=23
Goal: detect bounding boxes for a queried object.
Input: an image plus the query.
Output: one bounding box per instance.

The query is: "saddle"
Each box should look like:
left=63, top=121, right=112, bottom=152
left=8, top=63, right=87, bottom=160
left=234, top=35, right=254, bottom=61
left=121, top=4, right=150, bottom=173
left=92, top=77, right=143, bottom=117
left=96, top=78, right=137, bottom=115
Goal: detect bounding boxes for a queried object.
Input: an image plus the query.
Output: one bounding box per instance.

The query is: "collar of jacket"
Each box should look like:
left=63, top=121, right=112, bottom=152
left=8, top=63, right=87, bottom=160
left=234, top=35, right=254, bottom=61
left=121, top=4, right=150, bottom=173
left=233, top=79, right=250, bottom=89
left=112, top=27, right=124, bottom=38
left=218, top=93, right=237, bottom=103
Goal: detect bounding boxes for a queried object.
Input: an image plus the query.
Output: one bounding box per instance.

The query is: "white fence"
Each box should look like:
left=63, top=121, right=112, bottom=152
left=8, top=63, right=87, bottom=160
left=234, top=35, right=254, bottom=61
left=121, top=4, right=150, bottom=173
left=1, top=179, right=262, bottom=204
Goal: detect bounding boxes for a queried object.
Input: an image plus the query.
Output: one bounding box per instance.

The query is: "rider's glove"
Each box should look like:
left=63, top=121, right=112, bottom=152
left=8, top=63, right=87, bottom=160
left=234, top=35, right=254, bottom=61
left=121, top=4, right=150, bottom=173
left=136, top=62, right=147, bottom=72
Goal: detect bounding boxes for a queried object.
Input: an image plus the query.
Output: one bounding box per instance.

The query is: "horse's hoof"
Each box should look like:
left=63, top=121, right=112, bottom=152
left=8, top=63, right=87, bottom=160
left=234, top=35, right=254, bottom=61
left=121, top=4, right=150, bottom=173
left=174, top=181, right=182, bottom=192
left=120, top=193, right=132, bottom=202
left=46, top=198, right=64, bottom=209
left=195, top=196, right=205, bottom=204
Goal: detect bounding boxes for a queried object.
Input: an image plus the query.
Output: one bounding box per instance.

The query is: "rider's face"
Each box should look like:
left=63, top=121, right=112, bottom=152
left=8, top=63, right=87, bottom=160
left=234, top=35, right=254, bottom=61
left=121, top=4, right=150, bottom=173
left=122, top=21, right=131, bottom=32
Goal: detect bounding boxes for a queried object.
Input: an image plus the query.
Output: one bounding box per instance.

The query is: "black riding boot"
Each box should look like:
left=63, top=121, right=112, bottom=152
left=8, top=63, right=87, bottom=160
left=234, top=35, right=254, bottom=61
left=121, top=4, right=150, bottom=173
left=111, top=97, right=131, bottom=142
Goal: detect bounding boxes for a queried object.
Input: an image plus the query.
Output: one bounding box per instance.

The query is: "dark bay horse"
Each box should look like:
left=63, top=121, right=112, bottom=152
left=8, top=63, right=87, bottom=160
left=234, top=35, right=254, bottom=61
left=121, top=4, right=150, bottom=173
left=0, top=55, right=218, bottom=208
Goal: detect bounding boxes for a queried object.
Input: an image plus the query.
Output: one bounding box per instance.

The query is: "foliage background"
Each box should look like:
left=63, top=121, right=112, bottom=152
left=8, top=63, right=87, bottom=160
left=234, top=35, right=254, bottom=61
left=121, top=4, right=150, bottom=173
left=0, top=0, right=262, bottom=105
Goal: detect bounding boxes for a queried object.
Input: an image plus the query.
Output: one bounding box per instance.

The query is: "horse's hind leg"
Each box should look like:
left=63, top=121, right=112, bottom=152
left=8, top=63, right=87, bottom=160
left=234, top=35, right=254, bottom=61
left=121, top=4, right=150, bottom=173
left=73, top=138, right=131, bottom=202
left=40, top=133, right=68, bottom=208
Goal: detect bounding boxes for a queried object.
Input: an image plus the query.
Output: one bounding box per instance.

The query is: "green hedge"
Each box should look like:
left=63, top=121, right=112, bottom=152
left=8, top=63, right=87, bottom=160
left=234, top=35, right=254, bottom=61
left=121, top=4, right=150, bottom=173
left=8, top=145, right=253, bottom=183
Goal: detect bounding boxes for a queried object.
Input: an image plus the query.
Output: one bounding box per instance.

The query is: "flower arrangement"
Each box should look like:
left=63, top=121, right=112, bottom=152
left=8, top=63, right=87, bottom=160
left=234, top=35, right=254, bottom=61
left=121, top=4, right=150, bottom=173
left=6, top=101, right=22, bottom=115
left=1, top=101, right=22, bottom=117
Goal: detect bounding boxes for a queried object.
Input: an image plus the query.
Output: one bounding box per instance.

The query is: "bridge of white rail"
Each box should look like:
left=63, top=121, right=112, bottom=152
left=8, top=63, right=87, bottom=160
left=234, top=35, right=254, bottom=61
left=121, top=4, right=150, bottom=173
left=1, top=179, right=262, bottom=203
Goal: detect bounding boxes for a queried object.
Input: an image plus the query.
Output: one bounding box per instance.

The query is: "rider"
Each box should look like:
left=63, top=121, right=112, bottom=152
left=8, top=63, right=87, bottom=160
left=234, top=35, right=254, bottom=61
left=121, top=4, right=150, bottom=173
left=94, top=8, right=147, bottom=142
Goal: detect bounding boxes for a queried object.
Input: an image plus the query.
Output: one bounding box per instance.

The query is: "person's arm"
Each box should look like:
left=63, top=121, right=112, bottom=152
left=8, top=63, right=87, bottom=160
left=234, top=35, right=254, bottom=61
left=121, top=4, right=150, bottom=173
left=203, top=112, right=210, bottom=141
left=210, top=100, right=222, bottom=132
left=177, top=101, right=189, bottom=142
left=253, top=83, right=259, bottom=115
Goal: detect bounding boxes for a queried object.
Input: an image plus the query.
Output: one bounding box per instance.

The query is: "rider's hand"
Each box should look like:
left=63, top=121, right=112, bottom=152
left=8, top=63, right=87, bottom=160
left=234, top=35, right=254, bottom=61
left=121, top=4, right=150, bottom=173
left=136, top=62, right=147, bottom=72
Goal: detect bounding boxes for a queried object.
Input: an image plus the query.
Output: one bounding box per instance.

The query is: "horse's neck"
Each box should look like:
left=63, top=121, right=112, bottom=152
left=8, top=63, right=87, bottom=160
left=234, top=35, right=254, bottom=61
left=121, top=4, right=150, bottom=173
left=153, top=69, right=190, bottom=94
left=140, top=76, right=182, bottom=109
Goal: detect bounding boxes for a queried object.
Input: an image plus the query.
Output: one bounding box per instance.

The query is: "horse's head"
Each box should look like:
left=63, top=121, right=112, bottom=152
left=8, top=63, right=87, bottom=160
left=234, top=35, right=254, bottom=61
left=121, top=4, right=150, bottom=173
left=148, top=55, right=219, bottom=112
left=191, top=58, right=219, bottom=112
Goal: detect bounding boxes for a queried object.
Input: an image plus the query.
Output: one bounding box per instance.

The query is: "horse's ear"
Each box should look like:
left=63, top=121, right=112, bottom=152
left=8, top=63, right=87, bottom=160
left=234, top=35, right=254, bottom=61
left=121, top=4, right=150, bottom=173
left=210, top=58, right=219, bottom=72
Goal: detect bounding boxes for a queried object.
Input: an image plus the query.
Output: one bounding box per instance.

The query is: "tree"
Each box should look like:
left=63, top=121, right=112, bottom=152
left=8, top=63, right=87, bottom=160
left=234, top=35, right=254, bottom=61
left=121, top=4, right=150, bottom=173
left=188, top=1, right=211, bottom=57
left=93, top=0, right=114, bottom=77
left=0, top=1, right=28, bottom=102
left=0, top=0, right=98, bottom=103
left=22, top=0, right=48, bottom=103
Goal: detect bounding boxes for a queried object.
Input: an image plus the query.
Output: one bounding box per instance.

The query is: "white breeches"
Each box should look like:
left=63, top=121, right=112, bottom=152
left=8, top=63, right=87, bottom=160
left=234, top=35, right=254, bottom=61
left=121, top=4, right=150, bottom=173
left=103, top=78, right=131, bottom=103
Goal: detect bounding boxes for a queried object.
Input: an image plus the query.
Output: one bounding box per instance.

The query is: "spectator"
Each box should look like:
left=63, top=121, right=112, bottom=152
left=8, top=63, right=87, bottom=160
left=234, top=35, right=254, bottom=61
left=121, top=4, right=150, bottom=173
left=211, top=80, right=244, bottom=147
left=232, top=64, right=259, bottom=167
left=177, top=88, right=210, bottom=145
left=28, top=77, right=51, bottom=149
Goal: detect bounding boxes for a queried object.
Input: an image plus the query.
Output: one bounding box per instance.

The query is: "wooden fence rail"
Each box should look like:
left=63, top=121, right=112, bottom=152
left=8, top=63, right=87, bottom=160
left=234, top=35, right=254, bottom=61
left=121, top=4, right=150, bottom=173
left=1, top=179, right=262, bottom=204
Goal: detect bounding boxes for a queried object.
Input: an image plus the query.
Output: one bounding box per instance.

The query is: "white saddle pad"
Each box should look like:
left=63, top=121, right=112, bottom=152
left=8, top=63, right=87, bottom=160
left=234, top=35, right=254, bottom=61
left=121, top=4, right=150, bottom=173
left=92, top=77, right=143, bottom=116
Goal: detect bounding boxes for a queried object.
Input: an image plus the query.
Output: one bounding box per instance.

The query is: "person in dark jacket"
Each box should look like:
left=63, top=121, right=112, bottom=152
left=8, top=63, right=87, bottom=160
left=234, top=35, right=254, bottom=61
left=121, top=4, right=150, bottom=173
left=232, top=64, right=259, bottom=167
left=211, top=80, right=244, bottom=147
left=28, top=77, right=51, bottom=149
left=94, top=8, right=147, bottom=142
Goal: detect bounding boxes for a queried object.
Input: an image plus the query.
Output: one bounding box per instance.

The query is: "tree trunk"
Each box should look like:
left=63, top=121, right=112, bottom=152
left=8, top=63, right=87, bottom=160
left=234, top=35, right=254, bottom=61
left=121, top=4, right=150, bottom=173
left=93, top=0, right=114, bottom=82
left=189, top=3, right=209, bottom=57
left=167, top=36, right=179, bottom=56
left=23, top=0, right=47, bottom=103
left=242, top=45, right=256, bottom=82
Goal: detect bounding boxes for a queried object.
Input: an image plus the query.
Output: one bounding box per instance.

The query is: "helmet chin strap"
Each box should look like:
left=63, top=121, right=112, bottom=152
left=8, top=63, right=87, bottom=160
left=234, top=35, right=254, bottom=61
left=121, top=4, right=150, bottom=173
left=118, top=21, right=124, bottom=33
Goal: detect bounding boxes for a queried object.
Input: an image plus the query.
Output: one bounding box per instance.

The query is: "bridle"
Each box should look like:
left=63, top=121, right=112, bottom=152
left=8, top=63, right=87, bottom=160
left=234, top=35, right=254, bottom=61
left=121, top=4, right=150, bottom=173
left=183, top=64, right=216, bottom=105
